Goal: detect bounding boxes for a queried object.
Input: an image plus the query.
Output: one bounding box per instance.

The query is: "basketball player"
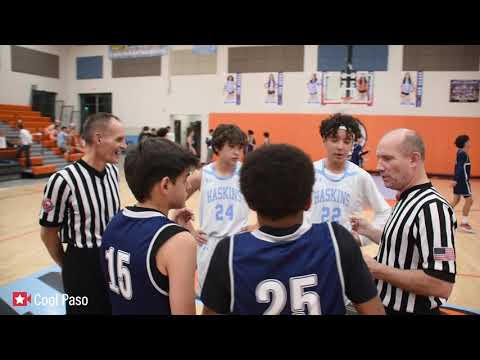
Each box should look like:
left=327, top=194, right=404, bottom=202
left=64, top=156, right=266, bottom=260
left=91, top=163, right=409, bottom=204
left=200, top=144, right=385, bottom=315
left=185, top=124, right=254, bottom=293
left=452, top=134, right=475, bottom=233
left=306, top=113, right=391, bottom=246
left=99, top=138, right=199, bottom=314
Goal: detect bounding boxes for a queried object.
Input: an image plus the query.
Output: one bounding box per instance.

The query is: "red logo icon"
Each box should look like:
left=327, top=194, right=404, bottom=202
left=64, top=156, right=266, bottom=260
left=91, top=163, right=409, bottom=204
left=12, top=291, right=32, bottom=306
left=42, top=198, right=54, bottom=213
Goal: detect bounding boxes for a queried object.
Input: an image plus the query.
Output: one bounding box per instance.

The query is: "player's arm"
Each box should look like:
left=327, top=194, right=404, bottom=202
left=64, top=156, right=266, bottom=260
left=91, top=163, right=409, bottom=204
left=359, top=173, right=391, bottom=245
left=350, top=216, right=383, bottom=244
left=200, top=237, right=231, bottom=315
left=40, top=226, right=64, bottom=268
left=331, top=223, right=385, bottom=315
left=186, top=169, right=201, bottom=200
left=156, top=231, right=197, bottom=315
left=362, top=205, right=456, bottom=300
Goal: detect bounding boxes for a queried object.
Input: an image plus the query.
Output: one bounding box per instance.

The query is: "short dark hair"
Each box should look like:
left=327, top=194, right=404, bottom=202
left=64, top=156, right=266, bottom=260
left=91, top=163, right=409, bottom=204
left=143, top=126, right=149, bottom=131
left=82, top=113, right=120, bottom=145
left=264, top=132, right=270, bottom=137
left=211, top=124, right=247, bottom=155
left=455, top=135, right=470, bottom=149
left=124, top=138, right=199, bottom=203
left=240, top=144, right=314, bottom=220
left=319, top=113, right=361, bottom=141
left=61, top=126, right=67, bottom=130
left=248, top=130, right=254, bottom=135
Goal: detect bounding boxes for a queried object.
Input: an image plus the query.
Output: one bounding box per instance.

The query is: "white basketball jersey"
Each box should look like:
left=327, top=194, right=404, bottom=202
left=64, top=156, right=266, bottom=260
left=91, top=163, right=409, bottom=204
left=199, top=162, right=249, bottom=240
left=307, top=159, right=390, bottom=235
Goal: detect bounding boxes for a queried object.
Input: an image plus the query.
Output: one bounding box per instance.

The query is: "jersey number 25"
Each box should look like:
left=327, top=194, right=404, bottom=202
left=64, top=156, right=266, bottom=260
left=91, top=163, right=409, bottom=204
left=256, top=274, right=321, bottom=315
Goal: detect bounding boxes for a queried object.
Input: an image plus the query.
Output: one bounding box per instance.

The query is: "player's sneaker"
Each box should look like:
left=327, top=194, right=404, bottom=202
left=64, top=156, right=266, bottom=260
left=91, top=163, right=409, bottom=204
left=459, top=223, right=475, bottom=234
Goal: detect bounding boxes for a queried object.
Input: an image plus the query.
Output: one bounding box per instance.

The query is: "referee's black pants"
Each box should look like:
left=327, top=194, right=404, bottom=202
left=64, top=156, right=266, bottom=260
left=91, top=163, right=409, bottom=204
left=62, top=245, right=111, bottom=315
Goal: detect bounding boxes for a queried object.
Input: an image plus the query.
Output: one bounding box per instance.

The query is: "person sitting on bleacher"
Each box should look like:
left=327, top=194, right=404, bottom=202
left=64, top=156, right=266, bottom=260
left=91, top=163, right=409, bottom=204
left=57, top=126, right=68, bottom=154
left=67, top=125, right=83, bottom=154
left=45, top=120, right=60, bottom=140
left=0, top=129, right=7, bottom=149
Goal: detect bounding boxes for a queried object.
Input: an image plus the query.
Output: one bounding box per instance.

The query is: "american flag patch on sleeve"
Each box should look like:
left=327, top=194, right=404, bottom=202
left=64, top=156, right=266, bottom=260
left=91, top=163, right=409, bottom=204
left=433, top=247, right=456, bottom=261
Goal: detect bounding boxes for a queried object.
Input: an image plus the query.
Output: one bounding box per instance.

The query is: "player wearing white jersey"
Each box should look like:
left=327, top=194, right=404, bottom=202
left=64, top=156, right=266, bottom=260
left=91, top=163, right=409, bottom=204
left=307, top=114, right=391, bottom=246
left=186, top=124, right=254, bottom=292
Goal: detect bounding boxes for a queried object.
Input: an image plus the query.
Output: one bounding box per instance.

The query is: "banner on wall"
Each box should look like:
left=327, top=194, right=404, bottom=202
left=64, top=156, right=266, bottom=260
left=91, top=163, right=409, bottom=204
left=321, top=71, right=374, bottom=105
left=108, top=45, right=170, bottom=59
left=265, top=72, right=283, bottom=105
left=450, top=80, right=479, bottom=103
left=306, top=73, right=322, bottom=104
left=224, top=73, right=241, bottom=105
left=400, top=71, right=423, bottom=107
left=192, top=45, right=217, bottom=54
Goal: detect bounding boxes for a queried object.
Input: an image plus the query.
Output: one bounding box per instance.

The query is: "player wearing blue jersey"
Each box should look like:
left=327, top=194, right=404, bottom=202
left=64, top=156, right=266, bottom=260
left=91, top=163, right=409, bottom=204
left=100, top=138, right=199, bottom=315
left=201, top=144, right=385, bottom=315
left=452, top=135, right=474, bottom=233
left=307, top=113, right=391, bottom=246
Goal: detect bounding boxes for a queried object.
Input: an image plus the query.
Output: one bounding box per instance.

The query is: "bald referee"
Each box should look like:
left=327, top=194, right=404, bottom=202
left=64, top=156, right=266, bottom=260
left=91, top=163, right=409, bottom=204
left=351, top=129, right=457, bottom=315
left=39, top=113, right=127, bottom=315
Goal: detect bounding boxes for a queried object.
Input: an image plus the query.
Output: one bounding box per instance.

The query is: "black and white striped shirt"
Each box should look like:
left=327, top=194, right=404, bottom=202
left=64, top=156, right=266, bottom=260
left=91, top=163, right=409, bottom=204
left=39, top=159, right=121, bottom=249
left=376, top=182, right=457, bottom=314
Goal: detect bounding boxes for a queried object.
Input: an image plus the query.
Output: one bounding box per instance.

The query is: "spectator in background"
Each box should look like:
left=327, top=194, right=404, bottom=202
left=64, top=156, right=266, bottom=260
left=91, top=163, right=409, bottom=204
left=16, top=121, right=32, bottom=168
left=165, top=126, right=175, bottom=142
left=244, top=130, right=256, bottom=156
left=57, top=126, right=68, bottom=154
left=186, top=127, right=198, bottom=157
left=138, top=126, right=150, bottom=143
left=263, top=132, right=270, bottom=145
left=206, top=128, right=214, bottom=163
left=157, top=127, right=169, bottom=139
left=0, top=129, right=7, bottom=149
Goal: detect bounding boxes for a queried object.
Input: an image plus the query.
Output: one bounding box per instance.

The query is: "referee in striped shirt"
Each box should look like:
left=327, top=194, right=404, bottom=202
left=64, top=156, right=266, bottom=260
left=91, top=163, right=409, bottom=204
left=39, top=113, right=127, bottom=315
left=351, top=129, right=457, bottom=315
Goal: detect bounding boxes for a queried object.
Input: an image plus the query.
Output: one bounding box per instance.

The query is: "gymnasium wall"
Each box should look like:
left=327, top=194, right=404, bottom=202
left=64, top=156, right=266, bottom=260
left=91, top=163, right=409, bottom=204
left=209, top=113, right=480, bottom=177
left=0, top=45, right=478, bottom=172
left=0, top=45, right=67, bottom=107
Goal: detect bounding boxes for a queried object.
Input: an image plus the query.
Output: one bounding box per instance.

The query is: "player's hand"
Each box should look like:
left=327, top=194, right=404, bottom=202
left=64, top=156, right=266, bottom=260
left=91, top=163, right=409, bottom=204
left=362, top=254, right=379, bottom=276
left=193, top=230, right=208, bottom=245
left=171, top=208, right=195, bottom=227
left=351, top=230, right=362, bottom=247
left=350, top=215, right=371, bottom=236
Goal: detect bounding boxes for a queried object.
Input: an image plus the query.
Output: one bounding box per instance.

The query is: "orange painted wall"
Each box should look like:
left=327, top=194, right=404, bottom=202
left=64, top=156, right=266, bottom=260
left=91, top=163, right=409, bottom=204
left=209, top=113, right=480, bottom=177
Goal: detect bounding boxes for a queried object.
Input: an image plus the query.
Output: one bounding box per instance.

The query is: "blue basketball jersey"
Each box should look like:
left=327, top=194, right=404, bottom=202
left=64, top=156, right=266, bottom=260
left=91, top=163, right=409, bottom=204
left=100, top=207, right=186, bottom=315
left=230, top=222, right=346, bottom=315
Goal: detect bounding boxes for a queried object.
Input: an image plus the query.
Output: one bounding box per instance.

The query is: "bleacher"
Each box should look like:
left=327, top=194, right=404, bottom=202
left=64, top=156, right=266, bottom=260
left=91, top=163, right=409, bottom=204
left=0, top=104, right=83, bottom=180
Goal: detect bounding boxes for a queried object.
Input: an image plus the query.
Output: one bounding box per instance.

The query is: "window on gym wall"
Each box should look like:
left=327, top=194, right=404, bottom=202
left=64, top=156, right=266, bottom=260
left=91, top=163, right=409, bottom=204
left=79, top=93, right=112, bottom=126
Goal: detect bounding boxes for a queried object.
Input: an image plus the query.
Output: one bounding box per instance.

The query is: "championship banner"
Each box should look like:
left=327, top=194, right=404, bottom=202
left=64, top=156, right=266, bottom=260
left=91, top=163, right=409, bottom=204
left=277, top=72, right=284, bottom=105
left=264, top=73, right=283, bottom=105
left=450, top=80, right=479, bottom=103
left=224, top=73, right=241, bottom=105
left=306, top=73, right=322, bottom=104
left=109, top=45, right=170, bottom=59
left=400, top=71, right=423, bottom=107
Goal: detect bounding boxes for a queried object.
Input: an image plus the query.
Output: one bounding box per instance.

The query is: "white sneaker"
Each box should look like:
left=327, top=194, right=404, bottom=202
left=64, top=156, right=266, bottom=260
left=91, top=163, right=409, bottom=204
left=459, top=223, right=475, bottom=234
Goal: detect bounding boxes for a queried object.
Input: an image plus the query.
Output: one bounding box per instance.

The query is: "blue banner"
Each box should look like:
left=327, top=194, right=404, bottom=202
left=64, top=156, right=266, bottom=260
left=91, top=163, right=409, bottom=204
left=192, top=45, right=217, bottom=54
